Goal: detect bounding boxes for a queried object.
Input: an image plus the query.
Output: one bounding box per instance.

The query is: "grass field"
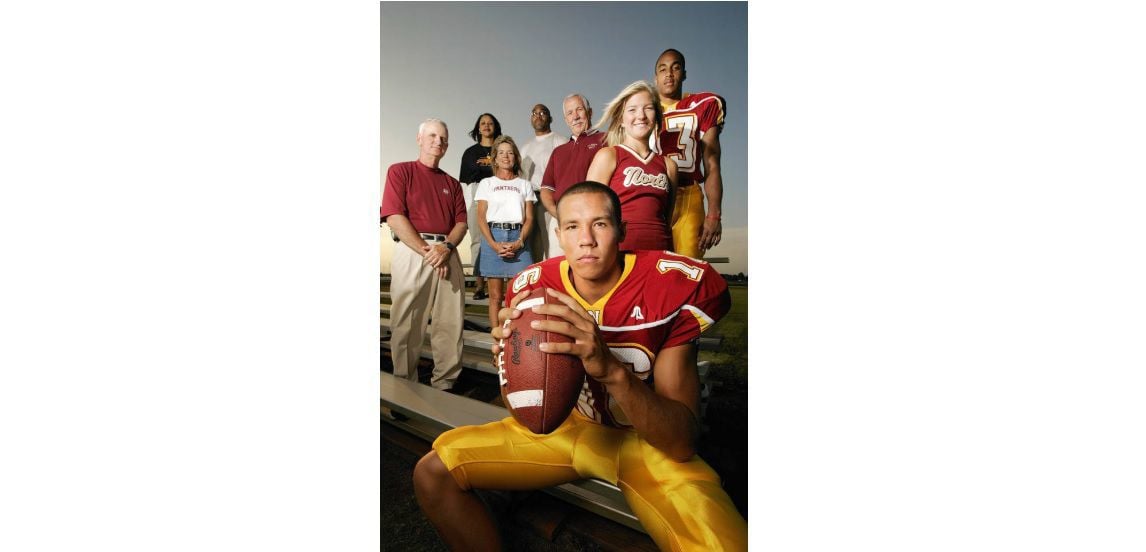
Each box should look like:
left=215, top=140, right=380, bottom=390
left=693, top=283, right=749, bottom=514
left=701, top=284, right=748, bottom=393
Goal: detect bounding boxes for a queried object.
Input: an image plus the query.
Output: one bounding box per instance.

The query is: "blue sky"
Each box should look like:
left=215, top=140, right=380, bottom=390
left=380, top=1, right=749, bottom=273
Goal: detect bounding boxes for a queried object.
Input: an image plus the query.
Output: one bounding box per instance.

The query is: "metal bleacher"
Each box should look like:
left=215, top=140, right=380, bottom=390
left=380, top=257, right=729, bottom=534
left=381, top=372, right=647, bottom=532
left=379, top=292, right=717, bottom=418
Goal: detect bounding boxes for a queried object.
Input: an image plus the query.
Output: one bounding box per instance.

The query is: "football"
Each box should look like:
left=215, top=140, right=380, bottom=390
left=497, top=287, right=585, bottom=434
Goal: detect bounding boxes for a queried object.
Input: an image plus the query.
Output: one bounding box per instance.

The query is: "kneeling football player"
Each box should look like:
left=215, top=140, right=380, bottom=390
left=412, top=181, right=747, bottom=551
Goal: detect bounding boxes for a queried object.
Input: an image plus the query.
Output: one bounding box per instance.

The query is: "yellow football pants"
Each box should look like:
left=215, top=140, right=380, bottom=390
left=433, top=412, right=747, bottom=551
left=671, top=184, right=705, bottom=259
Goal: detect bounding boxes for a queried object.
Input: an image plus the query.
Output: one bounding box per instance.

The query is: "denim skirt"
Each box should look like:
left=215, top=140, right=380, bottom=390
left=479, top=225, right=533, bottom=278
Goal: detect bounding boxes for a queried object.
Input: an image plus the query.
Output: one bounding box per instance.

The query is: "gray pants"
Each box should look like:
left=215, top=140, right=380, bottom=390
left=529, top=198, right=550, bottom=262
left=545, top=212, right=564, bottom=259
left=466, top=190, right=482, bottom=279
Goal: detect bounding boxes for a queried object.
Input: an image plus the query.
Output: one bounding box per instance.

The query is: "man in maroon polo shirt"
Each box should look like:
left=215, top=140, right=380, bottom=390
left=539, top=93, right=607, bottom=259
left=380, top=118, right=468, bottom=391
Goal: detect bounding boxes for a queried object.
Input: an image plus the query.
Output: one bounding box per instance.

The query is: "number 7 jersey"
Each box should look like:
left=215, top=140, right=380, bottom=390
left=506, top=250, right=731, bottom=428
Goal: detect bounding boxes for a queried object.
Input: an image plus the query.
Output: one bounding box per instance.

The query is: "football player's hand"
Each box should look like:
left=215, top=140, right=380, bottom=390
left=529, top=288, right=621, bottom=382
left=489, top=292, right=527, bottom=357
left=699, top=217, right=722, bottom=252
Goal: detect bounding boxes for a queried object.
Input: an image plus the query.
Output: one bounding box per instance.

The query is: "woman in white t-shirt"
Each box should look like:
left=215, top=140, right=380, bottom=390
left=475, top=135, right=536, bottom=329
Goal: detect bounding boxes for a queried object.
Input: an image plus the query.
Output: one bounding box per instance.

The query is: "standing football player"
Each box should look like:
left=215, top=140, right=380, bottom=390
left=654, top=48, right=726, bottom=259
left=412, top=182, right=747, bottom=551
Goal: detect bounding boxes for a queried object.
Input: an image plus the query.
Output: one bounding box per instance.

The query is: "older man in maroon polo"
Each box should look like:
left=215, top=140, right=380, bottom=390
left=380, top=118, right=468, bottom=391
left=538, top=93, right=607, bottom=259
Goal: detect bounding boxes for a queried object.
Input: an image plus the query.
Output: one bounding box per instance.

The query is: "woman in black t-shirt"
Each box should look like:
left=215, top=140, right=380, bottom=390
left=459, top=113, right=502, bottom=301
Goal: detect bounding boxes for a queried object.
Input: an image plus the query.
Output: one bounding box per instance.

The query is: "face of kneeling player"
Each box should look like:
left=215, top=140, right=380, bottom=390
left=556, top=191, right=626, bottom=283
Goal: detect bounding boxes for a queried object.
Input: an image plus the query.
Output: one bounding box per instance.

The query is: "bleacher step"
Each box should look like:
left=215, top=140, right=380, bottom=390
left=381, top=372, right=646, bottom=533
left=381, top=313, right=721, bottom=352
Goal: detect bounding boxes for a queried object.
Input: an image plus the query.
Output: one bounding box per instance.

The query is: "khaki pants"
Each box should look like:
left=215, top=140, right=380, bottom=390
left=389, top=242, right=464, bottom=390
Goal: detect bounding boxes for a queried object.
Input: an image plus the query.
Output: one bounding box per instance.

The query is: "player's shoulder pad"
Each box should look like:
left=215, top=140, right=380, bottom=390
left=641, top=250, right=722, bottom=285
left=682, top=92, right=726, bottom=128
left=507, top=257, right=563, bottom=300
left=684, top=91, right=725, bottom=106
left=639, top=251, right=730, bottom=336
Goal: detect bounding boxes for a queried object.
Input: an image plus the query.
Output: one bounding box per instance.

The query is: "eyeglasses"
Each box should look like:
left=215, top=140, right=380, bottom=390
left=530, top=111, right=548, bottom=117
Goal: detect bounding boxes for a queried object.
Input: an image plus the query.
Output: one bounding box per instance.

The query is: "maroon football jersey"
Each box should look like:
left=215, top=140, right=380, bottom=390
left=657, top=92, right=726, bottom=186
left=609, top=145, right=673, bottom=252
left=506, top=250, right=730, bottom=428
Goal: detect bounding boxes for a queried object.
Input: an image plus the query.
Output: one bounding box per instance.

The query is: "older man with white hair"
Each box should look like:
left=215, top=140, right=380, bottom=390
left=380, top=118, right=468, bottom=391
left=538, top=93, right=606, bottom=259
